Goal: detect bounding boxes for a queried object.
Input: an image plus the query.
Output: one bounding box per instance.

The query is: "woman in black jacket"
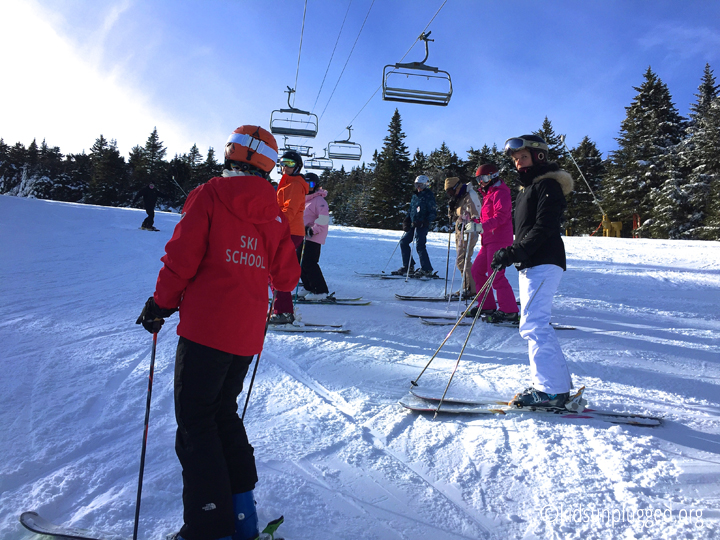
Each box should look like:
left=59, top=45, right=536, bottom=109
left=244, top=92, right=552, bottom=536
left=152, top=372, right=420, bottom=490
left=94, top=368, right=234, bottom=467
left=491, top=135, right=575, bottom=409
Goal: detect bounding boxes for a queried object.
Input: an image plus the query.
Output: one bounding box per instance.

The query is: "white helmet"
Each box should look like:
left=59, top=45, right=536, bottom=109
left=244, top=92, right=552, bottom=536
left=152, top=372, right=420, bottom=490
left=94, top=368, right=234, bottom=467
left=414, top=174, right=430, bottom=185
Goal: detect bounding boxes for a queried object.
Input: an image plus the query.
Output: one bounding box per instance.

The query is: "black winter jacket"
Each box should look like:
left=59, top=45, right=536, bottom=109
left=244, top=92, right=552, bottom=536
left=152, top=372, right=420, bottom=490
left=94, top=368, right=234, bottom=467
left=510, top=163, right=573, bottom=271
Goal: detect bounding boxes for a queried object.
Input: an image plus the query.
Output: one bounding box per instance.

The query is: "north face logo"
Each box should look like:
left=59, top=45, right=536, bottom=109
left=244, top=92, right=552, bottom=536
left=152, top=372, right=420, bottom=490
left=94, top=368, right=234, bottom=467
left=202, top=503, right=217, bottom=511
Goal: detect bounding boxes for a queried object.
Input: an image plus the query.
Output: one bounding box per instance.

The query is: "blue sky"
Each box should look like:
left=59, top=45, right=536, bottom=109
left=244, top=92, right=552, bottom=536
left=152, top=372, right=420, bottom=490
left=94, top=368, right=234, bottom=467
left=2, top=0, right=720, bottom=170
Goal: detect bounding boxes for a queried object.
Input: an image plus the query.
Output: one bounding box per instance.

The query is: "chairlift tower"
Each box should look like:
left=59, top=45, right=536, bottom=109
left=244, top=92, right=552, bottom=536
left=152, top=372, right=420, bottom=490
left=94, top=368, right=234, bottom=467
left=270, top=87, right=319, bottom=138
left=382, top=32, right=453, bottom=106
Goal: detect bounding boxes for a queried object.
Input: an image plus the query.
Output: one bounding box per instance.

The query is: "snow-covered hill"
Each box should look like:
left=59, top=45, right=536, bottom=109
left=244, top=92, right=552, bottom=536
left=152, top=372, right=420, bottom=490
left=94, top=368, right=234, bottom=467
left=1, top=194, right=719, bottom=539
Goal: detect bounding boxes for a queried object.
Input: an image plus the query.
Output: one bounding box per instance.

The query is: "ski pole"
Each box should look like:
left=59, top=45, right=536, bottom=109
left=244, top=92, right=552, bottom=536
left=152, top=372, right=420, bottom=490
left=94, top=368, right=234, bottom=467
left=242, top=292, right=277, bottom=421
left=292, top=238, right=307, bottom=304
left=381, top=236, right=403, bottom=274
left=455, top=232, right=473, bottom=318
left=405, top=234, right=416, bottom=282
left=171, top=175, right=188, bottom=197
left=411, top=272, right=496, bottom=387
left=559, top=135, right=606, bottom=217
left=434, top=270, right=498, bottom=418
left=444, top=221, right=452, bottom=297
left=133, top=331, right=158, bottom=540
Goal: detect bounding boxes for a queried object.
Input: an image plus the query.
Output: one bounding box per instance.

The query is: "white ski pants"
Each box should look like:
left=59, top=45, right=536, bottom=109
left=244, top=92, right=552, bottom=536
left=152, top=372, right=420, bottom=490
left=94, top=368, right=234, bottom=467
left=518, top=264, right=573, bottom=394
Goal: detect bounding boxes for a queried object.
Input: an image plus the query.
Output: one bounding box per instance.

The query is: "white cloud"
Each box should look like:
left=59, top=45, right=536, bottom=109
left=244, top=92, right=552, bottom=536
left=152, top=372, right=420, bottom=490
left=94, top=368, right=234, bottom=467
left=0, top=0, right=193, bottom=156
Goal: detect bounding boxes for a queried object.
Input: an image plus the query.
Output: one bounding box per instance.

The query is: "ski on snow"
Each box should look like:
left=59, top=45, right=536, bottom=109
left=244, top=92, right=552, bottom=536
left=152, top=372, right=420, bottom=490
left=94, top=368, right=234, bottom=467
left=403, top=310, right=575, bottom=330
left=401, top=388, right=662, bottom=427
left=354, top=271, right=443, bottom=281
left=419, top=318, right=575, bottom=330
left=395, top=294, right=467, bottom=302
left=20, top=511, right=286, bottom=540
left=20, top=511, right=124, bottom=540
left=269, top=322, right=349, bottom=333
left=295, top=298, right=370, bottom=306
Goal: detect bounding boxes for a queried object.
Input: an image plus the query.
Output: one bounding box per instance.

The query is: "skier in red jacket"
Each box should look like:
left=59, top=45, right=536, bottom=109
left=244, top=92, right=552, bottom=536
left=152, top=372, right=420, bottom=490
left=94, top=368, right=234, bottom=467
left=137, top=125, right=299, bottom=540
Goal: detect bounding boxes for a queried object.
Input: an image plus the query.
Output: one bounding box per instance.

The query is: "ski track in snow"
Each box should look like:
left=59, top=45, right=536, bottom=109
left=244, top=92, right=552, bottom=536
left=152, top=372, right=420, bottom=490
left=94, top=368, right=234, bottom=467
left=1, top=195, right=720, bottom=539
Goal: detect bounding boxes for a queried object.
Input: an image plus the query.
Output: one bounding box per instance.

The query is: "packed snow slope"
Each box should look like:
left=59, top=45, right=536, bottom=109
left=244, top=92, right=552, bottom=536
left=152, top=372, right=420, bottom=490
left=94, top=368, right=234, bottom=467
left=1, top=194, right=720, bottom=540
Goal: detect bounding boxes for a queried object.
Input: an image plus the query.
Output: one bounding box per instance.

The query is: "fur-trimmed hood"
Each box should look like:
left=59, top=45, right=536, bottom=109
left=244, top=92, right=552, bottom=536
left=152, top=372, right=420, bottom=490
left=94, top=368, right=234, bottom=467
left=518, top=163, right=574, bottom=196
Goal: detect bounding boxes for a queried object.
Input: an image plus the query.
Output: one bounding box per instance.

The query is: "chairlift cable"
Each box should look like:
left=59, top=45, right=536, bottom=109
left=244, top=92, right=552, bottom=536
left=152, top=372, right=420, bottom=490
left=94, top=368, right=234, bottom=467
left=318, top=0, right=376, bottom=121
left=311, top=0, right=353, bottom=113
left=334, top=0, right=450, bottom=139
left=292, top=0, right=309, bottom=107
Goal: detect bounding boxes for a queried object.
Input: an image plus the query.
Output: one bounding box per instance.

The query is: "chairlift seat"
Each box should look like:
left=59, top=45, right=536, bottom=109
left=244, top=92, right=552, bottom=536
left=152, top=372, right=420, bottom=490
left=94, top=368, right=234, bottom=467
left=382, top=62, right=453, bottom=106
left=270, top=106, right=319, bottom=138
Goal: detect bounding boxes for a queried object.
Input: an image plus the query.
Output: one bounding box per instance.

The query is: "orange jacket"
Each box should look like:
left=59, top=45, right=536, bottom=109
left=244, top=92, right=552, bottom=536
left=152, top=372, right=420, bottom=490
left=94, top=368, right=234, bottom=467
left=276, top=174, right=309, bottom=236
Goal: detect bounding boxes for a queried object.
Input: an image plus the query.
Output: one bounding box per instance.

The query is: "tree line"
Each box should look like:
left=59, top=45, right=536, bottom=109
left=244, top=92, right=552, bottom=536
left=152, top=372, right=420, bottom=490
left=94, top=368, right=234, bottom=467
left=1, top=64, right=718, bottom=240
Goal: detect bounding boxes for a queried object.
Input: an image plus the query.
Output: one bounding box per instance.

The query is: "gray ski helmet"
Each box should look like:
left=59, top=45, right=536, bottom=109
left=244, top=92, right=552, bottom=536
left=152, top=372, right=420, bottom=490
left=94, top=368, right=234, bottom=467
left=504, top=135, right=548, bottom=165
left=280, top=150, right=303, bottom=175
left=414, top=174, right=430, bottom=186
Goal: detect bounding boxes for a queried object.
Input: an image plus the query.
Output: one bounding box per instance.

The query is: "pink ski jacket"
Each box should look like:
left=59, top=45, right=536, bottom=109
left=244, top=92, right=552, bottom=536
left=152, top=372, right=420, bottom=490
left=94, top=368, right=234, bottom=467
left=480, top=180, right=514, bottom=246
left=303, top=189, right=330, bottom=245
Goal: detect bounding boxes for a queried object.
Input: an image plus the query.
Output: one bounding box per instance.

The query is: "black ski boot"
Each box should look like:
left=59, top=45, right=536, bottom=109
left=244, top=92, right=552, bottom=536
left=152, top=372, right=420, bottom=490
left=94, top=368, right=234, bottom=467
left=509, top=387, right=569, bottom=409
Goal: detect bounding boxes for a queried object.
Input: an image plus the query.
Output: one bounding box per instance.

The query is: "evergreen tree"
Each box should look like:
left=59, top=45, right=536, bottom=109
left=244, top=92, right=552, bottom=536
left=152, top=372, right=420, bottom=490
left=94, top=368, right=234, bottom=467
left=688, top=95, right=720, bottom=240
left=366, top=109, right=411, bottom=229
left=601, top=67, right=686, bottom=236
left=197, top=147, right=221, bottom=186
left=87, top=135, right=128, bottom=206
left=534, top=117, right=566, bottom=164
left=425, top=142, right=463, bottom=229
left=565, top=136, right=606, bottom=235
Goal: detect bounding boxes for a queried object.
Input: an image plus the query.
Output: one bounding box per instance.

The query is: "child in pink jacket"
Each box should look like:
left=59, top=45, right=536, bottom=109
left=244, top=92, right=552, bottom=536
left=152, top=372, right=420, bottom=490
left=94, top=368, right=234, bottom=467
left=470, top=163, right=519, bottom=321
left=299, top=173, right=331, bottom=300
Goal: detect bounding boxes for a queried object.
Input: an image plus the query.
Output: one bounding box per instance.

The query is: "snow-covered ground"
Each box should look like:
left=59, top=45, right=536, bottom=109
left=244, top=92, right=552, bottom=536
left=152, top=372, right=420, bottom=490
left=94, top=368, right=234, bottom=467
left=1, top=194, right=720, bottom=540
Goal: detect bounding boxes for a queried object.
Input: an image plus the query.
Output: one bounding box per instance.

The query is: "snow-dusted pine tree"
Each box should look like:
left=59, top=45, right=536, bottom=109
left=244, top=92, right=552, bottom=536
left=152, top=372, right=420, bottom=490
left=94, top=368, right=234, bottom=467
left=366, top=109, right=411, bottom=229
left=601, top=67, right=686, bottom=237
left=565, top=136, right=606, bottom=235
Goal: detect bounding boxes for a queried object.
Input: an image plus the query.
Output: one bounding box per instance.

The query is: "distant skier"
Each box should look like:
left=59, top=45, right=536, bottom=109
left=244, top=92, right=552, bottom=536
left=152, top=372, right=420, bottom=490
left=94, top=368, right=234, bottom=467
left=394, top=174, right=437, bottom=277
left=136, top=125, right=299, bottom=540
left=491, top=135, right=574, bottom=409
left=445, top=176, right=481, bottom=299
left=469, top=163, right=519, bottom=321
left=133, top=183, right=163, bottom=230
left=298, top=172, right=332, bottom=301
left=271, top=150, right=309, bottom=323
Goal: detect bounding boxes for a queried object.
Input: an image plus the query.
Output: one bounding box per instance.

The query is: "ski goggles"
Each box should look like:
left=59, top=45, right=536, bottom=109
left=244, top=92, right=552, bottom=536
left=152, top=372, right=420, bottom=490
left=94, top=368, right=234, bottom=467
left=477, top=172, right=499, bottom=184
left=307, top=180, right=315, bottom=189
left=503, top=137, right=548, bottom=156
left=280, top=158, right=297, bottom=168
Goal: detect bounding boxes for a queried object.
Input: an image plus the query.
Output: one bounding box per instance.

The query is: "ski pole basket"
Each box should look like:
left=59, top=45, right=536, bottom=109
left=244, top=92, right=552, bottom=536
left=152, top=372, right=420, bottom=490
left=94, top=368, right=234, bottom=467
left=270, top=87, right=319, bottom=138
left=326, top=126, right=362, bottom=161
left=382, top=32, right=453, bottom=107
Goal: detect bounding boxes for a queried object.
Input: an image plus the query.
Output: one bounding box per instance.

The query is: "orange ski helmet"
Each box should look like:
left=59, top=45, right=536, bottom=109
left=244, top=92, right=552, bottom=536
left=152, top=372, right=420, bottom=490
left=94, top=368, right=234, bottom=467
left=225, top=125, right=278, bottom=174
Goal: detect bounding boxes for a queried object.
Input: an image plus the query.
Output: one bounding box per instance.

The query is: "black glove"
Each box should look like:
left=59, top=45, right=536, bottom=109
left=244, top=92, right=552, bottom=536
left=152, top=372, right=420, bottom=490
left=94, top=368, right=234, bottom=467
left=305, top=225, right=314, bottom=238
left=491, top=248, right=514, bottom=270
left=413, top=220, right=428, bottom=229
left=402, top=216, right=412, bottom=232
left=136, top=296, right=177, bottom=334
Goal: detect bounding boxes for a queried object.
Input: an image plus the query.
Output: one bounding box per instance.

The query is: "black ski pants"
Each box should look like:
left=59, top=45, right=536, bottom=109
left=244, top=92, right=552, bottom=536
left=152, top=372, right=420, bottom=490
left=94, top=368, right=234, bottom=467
left=142, top=204, right=155, bottom=228
left=298, top=240, right=328, bottom=294
left=174, top=337, right=257, bottom=540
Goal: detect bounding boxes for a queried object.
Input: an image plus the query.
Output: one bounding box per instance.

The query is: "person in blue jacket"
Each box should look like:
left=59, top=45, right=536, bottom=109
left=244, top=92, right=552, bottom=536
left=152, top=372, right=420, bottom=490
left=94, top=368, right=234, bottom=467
left=393, top=174, right=437, bottom=277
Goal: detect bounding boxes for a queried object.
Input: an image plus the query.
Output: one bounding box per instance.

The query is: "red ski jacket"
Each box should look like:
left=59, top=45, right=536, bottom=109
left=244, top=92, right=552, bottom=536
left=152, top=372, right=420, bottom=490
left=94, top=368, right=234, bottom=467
left=154, top=174, right=300, bottom=355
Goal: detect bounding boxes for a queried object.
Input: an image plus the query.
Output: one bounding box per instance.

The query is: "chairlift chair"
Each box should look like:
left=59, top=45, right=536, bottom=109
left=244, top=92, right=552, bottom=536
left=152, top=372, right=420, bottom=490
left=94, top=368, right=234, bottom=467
left=280, top=137, right=313, bottom=157
left=270, top=87, right=319, bottom=138
left=382, top=32, right=453, bottom=106
left=305, top=150, right=334, bottom=171
left=326, top=126, right=362, bottom=161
